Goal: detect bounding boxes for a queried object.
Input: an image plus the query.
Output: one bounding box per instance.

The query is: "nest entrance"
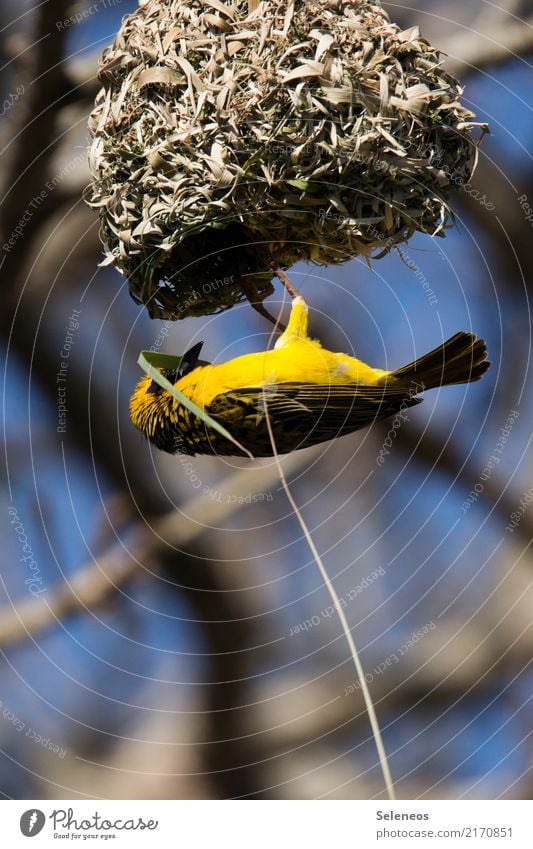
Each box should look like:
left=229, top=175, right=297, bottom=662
left=142, top=222, right=277, bottom=319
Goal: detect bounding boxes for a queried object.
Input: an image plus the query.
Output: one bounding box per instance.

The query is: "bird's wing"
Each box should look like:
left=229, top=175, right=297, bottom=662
left=207, top=382, right=421, bottom=451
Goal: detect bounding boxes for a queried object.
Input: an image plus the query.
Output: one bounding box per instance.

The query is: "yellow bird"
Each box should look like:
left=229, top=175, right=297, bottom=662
left=130, top=296, right=490, bottom=457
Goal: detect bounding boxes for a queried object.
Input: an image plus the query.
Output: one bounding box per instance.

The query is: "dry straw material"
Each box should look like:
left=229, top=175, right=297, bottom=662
left=86, top=0, right=486, bottom=319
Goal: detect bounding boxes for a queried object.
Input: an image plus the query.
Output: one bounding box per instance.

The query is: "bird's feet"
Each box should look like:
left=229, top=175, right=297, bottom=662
left=272, top=264, right=302, bottom=299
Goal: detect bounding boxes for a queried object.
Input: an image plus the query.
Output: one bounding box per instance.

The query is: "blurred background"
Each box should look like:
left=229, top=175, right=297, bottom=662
left=0, top=0, right=532, bottom=800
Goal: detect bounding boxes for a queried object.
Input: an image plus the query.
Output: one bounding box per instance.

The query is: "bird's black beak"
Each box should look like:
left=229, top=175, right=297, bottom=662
left=146, top=342, right=204, bottom=395
left=154, top=341, right=204, bottom=390
left=177, top=341, right=204, bottom=378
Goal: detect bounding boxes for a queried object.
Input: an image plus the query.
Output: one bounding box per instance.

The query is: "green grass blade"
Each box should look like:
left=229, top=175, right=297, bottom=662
left=141, top=351, right=185, bottom=369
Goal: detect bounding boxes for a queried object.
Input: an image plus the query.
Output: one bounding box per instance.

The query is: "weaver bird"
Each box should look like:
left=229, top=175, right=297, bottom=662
left=130, top=297, right=489, bottom=457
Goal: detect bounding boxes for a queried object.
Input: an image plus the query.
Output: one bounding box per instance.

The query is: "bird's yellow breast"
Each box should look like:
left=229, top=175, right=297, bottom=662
left=177, top=336, right=389, bottom=408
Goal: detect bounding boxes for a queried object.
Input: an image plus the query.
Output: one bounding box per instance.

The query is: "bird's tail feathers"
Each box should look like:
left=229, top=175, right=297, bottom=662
left=393, top=332, right=490, bottom=390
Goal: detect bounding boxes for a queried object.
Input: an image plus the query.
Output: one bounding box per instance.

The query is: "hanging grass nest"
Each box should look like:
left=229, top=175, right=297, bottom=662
left=86, top=0, right=486, bottom=320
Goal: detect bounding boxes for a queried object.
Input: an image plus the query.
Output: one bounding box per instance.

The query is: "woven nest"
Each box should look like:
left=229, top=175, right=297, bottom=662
left=86, top=0, right=486, bottom=320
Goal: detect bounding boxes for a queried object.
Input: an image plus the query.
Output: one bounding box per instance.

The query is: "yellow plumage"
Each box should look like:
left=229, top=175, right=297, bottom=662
left=130, top=296, right=490, bottom=457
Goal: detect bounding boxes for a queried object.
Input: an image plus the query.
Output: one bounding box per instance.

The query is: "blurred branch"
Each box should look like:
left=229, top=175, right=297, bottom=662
left=0, top=453, right=307, bottom=651
left=1, top=451, right=308, bottom=799
left=2, top=0, right=529, bottom=801
left=0, top=13, right=163, bottom=513
left=459, top=164, right=533, bottom=289
left=0, top=6, right=286, bottom=800
left=0, top=537, right=138, bottom=650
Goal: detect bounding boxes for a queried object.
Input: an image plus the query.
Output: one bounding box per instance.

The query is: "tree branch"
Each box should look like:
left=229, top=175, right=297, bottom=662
left=1, top=0, right=75, bottom=286
left=394, top=423, right=533, bottom=544
left=444, top=18, right=533, bottom=76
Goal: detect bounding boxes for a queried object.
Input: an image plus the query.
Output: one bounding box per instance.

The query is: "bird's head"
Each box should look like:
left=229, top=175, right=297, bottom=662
left=129, top=341, right=205, bottom=453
